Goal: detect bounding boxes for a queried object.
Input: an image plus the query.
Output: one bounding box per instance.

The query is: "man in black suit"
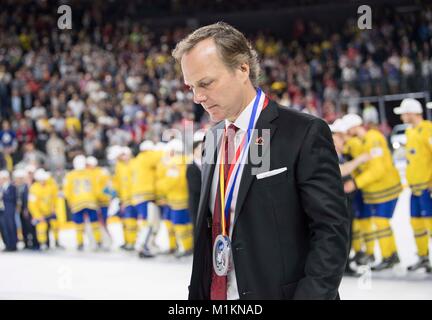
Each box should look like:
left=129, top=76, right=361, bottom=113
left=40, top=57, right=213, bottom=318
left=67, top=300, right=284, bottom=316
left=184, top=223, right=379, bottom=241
left=14, top=169, right=39, bottom=250
left=172, top=22, right=349, bottom=300
left=0, top=152, right=6, bottom=170
left=0, top=170, right=18, bottom=251
left=187, top=134, right=204, bottom=228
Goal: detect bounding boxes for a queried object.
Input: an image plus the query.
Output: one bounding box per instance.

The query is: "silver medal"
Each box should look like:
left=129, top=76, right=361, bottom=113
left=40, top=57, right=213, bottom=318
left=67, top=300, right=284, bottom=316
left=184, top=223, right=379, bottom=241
left=212, top=234, right=231, bottom=276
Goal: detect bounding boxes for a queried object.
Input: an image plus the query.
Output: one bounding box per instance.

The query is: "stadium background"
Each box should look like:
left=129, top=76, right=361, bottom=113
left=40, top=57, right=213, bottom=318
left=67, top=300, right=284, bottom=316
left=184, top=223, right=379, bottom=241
left=0, top=0, right=432, bottom=299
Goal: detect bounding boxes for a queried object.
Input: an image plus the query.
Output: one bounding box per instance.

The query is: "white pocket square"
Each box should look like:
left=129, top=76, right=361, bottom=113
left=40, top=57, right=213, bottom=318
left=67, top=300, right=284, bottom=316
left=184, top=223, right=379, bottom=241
left=256, top=167, right=287, bottom=180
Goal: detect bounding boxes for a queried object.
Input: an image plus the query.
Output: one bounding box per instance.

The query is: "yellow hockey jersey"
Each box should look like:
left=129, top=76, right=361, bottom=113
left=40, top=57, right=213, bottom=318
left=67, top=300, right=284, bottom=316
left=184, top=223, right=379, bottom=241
left=354, top=129, right=402, bottom=204
left=63, top=169, right=98, bottom=213
left=130, top=151, right=158, bottom=205
left=405, top=120, right=432, bottom=195
left=28, top=181, right=54, bottom=219
left=112, top=160, right=132, bottom=206
left=163, top=155, right=190, bottom=210
left=46, top=177, right=59, bottom=213
left=343, top=136, right=364, bottom=177
left=155, top=151, right=169, bottom=205
left=88, top=167, right=111, bottom=207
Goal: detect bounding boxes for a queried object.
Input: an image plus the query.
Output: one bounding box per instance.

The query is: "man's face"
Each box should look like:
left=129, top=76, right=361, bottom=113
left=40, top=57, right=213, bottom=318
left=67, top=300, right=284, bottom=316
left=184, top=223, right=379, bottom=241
left=181, top=38, right=249, bottom=122
left=332, top=133, right=345, bottom=154
left=25, top=143, right=34, bottom=152
left=400, top=113, right=411, bottom=124
left=14, top=177, right=24, bottom=186
left=347, top=127, right=357, bottom=137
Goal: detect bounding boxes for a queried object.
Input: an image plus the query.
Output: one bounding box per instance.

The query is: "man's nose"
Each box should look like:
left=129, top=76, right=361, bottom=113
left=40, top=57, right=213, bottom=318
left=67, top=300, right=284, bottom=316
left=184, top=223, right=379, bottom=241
left=193, top=90, right=207, bottom=104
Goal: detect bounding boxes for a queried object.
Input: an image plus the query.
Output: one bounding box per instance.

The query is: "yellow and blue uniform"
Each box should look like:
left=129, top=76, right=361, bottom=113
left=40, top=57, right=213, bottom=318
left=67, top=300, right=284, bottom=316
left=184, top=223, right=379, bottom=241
left=131, top=151, right=158, bottom=218
left=344, top=136, right=375, bottom=257
left=163, top=154, right=193, bottom=254
left=112, top=160, right=132, bottom=212
left=113, top=159, right=135, bottom=246
left=63, top=169, right=101, bottom=247
left=154, top=150, right=168, bottom=207
left=354, top=128, right=402, bottom=259
left=122, top=151, right=159, bottom=246
left=46, top=177, right=60, bottom=241
left=155, top=151, right=177, bottom=251
left=28, top=179, right=59, bottom=247
left=88, top=166, right=112, bottom=224
left=405, top=120, right=432, bottom=257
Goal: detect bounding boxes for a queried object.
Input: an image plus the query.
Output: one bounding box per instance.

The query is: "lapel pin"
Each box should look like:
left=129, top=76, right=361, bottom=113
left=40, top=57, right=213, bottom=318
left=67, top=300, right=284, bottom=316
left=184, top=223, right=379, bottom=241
left=255, top=136, right=264, bottom=145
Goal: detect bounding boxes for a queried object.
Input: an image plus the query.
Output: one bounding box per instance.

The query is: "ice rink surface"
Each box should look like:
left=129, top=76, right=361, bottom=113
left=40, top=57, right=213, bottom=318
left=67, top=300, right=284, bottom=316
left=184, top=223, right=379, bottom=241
left=1, top=188, right=431, bottom=300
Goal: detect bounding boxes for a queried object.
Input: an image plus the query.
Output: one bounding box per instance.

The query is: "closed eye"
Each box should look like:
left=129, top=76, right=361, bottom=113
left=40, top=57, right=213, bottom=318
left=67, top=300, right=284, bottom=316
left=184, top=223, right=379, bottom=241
left=199, top=80, right=213, bottom=88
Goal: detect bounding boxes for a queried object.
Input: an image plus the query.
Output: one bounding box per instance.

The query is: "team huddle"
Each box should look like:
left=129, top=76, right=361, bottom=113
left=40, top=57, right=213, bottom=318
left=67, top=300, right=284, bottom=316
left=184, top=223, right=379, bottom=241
left=331, top=98, right=432, bottom=273
left=12, top=138, right=195, bottom=258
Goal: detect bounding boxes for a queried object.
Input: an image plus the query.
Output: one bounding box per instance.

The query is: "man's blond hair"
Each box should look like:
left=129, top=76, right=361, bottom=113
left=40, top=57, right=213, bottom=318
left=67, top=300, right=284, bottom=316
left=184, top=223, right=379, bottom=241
left=172, top=22, right=260, bottom=87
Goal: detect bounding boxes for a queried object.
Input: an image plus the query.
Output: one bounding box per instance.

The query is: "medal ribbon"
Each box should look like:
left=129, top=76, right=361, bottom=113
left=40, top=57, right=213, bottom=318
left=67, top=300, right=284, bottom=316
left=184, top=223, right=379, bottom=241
left=219, top=88, right=262, bottom=236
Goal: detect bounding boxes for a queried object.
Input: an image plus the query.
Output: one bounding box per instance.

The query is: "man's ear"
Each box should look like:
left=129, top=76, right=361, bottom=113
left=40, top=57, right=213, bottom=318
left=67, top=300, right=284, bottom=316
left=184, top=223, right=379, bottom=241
left=240, top=63, right=249, bottom=73
left=239, top=63, right=250, bottom=82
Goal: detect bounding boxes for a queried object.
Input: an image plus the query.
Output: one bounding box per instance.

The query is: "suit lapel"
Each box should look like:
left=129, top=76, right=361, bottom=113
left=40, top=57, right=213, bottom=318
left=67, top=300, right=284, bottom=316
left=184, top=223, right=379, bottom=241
left=233, top=101, right=279, bottom=226
left=196, top=122, right=224, bottom=233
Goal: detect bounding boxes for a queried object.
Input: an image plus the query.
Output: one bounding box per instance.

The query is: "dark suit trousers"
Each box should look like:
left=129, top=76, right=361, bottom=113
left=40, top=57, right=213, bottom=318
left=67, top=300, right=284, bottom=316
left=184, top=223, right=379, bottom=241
left=0, top=210, right=17, bottom=250
left=20, top=211, right=39, bottom=249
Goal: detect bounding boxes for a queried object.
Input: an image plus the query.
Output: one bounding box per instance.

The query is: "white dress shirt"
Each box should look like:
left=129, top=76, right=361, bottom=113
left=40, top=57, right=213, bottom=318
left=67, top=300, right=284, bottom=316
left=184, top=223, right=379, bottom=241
left=209, top=92, right=265, bottom=300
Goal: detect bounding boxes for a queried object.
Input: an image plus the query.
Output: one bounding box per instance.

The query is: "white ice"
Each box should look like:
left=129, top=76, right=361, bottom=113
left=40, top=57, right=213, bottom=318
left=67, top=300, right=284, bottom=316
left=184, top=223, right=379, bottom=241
left=0, top=188, right=431, bottom=300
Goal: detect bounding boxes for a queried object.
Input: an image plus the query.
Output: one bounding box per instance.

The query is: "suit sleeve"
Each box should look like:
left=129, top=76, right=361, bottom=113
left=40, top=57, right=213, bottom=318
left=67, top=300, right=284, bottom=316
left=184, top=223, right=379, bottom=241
left=294, top=118, right=350, bottom=300
left=4, top=185, right=17, bottom=206
left=186, top=165, right=201, bottom=225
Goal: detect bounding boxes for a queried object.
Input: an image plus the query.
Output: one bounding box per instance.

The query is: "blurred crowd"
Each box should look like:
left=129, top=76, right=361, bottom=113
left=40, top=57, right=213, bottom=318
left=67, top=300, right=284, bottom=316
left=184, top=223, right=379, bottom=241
left=0, top=0, right=432, bottom=182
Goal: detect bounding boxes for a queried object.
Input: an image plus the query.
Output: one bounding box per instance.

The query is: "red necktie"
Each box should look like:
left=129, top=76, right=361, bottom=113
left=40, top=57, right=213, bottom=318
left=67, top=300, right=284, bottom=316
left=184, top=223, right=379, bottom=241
left=210, top=124, right=239, bottom=300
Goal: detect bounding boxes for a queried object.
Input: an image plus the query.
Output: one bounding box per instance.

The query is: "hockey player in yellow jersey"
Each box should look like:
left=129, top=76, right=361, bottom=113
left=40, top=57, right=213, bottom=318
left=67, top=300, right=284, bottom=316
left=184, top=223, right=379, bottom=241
left=112, top=147, right=134, bottom=250
left=127, top=140, right=158, bottom=256
left=63, top=155, right=102, bottom=250
left=153, top=142, right=178, bottom=255
left=46, top=172, right=64, bottom=249
left=343, top=114, right=402, bottom=271
left=86, top=156, right=113, bottom=249
left=28, top=169, right=61, bottom=250
left=162, top=139, right=193, bottom=257
left=86, top=157, right=111, bottom=225
left=344, top=132, right=376, bottom=266
left=394, top=98, right=432, bottom=272
left=330, top=119, right=370, bottom=276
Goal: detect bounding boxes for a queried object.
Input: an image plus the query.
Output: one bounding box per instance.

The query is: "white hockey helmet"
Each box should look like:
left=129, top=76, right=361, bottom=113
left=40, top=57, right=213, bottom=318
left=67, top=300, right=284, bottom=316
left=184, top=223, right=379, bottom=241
left=139, top=140, right=155, bottom=152
left=86, top=156, right=98, bottom=167
left=121, top=146, right=132, bottom=157
left=329, top=119, right=347, bottom=134
left=25, top=164, right=37, bottom=174
left=13, top=169, right=27, bottom=179
left=0, top=170, right=10, bottom=180
left=167, top=139, right=184, bottom=153
left=34, top=168, right=49, bottom=181
left=73, top=155, right=87, bottom=170
left=154, top=142, right=167, bottom=151
left=342, top=114, right=363, bottom=131
left=107, top=145, right=122, bottom=161
left=394, top=98, right=423, bottom=115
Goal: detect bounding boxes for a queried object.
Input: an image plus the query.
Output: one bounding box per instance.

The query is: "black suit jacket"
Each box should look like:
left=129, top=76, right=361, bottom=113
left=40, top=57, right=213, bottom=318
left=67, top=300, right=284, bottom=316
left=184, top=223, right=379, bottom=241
left=2, top=184, right=17, bottom=215
left=186, top=162, right=201, bottom=227
left=188, top=100, right=349, bottom=300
